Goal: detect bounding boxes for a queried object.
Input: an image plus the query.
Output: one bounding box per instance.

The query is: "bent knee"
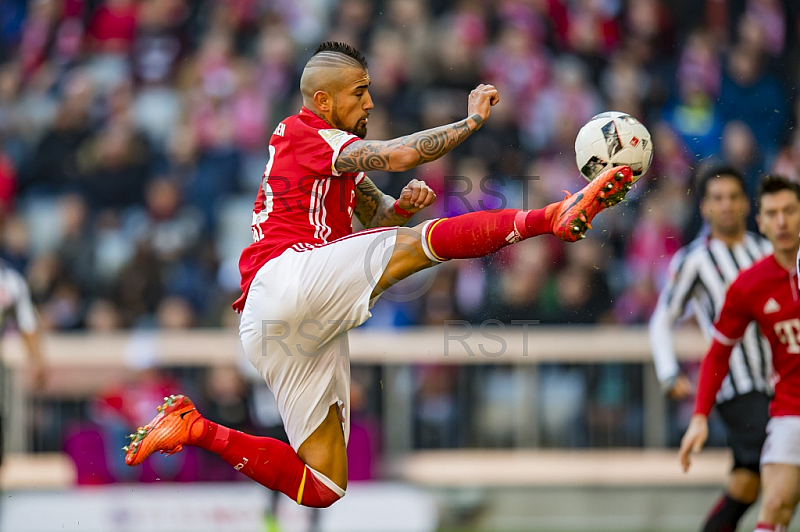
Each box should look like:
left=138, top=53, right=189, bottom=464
left=310, top=488, right=345, bottom=509
left=300, top=466, right=346, bottom=508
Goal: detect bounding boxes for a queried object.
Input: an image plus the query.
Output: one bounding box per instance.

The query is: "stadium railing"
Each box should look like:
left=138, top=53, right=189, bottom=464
left=1, top=325, right=720, bottom=490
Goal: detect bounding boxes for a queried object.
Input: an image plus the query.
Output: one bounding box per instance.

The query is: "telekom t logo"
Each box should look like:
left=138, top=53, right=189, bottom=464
left=774, top=318, right=800, bottom=354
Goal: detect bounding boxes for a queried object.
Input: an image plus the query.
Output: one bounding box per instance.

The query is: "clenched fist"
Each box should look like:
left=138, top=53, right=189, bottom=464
left=397, top=179, right=436, bottom=213
left=468, top=84, right=500, bottom=128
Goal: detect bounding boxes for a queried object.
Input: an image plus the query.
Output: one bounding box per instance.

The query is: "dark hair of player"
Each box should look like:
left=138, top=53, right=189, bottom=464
left=695, top=164, right=748, bottom=199
left=314, top=42, right=368, bottom=69
left=756, top=174, right=800, bottom=210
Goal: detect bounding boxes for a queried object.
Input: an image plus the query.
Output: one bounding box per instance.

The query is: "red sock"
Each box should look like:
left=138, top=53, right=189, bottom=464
left=190, top=419, right=342, bottom=508
left=755, top=523, right=783, bottom=531
left=426, top=207, right=556, bottom=260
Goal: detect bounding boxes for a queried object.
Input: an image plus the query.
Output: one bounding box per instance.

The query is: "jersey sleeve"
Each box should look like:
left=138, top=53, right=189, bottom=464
left=694, top=339, right=734, bottom=416
left=693, top=274, right=754, bottom=416
left=648, top=248, right=696, bottom=387
left=711, top=277, right=752, bottom=346
left=11, top=271, right=37, bottom=334
left=293, top=126, right=360, bottom=177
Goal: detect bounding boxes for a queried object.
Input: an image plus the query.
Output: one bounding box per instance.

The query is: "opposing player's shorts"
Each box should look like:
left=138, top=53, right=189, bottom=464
left=238, top=227, right=398, bottom=451
left=716, top=391, right=770, bottom=473
left=761, top=416, right=800, bottom=466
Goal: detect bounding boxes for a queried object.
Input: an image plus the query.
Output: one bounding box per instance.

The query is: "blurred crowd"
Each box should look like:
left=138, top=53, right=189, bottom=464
left=3, top=0, right=800, bottom=462
left=0, top=0, right=797, bottom=330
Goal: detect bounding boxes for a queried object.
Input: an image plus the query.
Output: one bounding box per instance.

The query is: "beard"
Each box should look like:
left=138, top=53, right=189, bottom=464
left=353, top=122, right=368, bottom=138
left=331, top=100, right=368, bottom=138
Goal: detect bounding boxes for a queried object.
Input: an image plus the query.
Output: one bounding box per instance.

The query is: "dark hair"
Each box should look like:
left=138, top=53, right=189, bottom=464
left=695, top=164, right=747, bottom=199
left=756, top=174, right=800, bottom=210
left=314, top=42, right=368, bottom=69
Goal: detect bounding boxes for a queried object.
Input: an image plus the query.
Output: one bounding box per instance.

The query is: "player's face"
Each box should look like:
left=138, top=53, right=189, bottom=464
left=331, top=68, right=373, bottom=138
left=757, top=190, right=800, bottom=254
left=701, top=177, right=749, bottom=237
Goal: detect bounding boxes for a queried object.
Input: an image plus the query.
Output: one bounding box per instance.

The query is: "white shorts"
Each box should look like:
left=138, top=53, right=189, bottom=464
left=761, top=416, right=800, bottom=466
left=238, top=227, right=398, bottom=451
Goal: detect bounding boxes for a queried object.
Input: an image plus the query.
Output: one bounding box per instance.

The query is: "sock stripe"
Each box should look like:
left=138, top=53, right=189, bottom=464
left=424, top=219, right=447, bottom=262
left=296, top=466, right=308, bottom=505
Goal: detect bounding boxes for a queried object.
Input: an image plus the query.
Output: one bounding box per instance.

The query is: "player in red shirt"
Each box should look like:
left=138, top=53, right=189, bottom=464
left=123, top=42, right=635, bottom=507
left=679, top=175, right=800, bottom=532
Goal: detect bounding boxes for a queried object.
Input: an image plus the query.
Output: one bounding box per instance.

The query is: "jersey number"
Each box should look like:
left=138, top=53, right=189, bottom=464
left=252, top=145, right=276, bottom=243
left=348, top=189, right=355, bottom=218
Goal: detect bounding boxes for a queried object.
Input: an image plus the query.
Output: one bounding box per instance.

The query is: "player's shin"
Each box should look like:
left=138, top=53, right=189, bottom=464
left=425, top=208, right=554, bottom=260
left=193, top=419, right=344, bottom=508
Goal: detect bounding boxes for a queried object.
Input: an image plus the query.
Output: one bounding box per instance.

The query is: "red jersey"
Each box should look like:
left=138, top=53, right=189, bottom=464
left=233, top=107, right=365, bottom=312
left=695, top=255, right=800, bottom=417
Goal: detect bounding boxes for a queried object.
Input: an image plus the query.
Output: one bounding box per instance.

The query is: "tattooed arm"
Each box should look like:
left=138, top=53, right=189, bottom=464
left=355, top=177, right=437, bottom=228
left=335, top=84, right=499, bottom=174
left=337, top=114, right=482, bottom=173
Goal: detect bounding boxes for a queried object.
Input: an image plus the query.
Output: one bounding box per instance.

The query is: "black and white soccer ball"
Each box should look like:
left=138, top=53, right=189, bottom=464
left=574, top=111, right=653, bottom=183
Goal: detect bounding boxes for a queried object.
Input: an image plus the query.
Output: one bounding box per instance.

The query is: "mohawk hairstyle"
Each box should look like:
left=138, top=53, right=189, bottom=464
left=314, top=41, right=368, bottom=69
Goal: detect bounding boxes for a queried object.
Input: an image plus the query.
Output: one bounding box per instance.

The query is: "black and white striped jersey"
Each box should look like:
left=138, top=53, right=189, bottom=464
left=649, top=232, right=774, bottom=403
left=0, top=262, right=37, bottom=336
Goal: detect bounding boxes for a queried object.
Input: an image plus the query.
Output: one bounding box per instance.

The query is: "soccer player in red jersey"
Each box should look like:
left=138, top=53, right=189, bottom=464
left=123, top=42, right=635, bottom=507
left=679, top=175, right=800, bottom=532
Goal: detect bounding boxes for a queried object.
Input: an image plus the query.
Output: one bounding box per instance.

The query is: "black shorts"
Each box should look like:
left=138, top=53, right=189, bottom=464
left=716, top=391, right=771, bottom=474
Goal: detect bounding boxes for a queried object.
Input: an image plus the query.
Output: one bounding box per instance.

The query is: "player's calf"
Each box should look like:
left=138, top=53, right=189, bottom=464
left=419, top=166, right=633, bottom=259
left=124, top=395, right=345, bottom=508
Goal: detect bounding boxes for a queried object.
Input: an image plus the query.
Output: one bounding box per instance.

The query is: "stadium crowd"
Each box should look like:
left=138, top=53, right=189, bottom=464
left=1, top=0, right=799, bottom=459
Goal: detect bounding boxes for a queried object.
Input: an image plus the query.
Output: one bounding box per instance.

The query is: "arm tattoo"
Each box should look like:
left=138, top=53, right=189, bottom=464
left=354, top=176, right=410, bottom=228
left=336, top=114, right=484, bottom=173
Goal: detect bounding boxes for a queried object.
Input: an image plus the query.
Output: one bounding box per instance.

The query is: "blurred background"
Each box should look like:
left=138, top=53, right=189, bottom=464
left=0, top=0, right=798, bottom=530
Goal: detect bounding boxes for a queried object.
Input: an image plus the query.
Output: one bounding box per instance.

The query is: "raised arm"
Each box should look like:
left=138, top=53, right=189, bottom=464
left=335, top=84, right=498, bottom=173
left=354, top=177, right=436, bottom=228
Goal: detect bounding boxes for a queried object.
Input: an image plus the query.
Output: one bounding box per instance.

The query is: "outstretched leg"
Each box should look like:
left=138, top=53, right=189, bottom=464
left=373, top=165, right=633, bottom=297
left=124, top=396, right=346, bottom=508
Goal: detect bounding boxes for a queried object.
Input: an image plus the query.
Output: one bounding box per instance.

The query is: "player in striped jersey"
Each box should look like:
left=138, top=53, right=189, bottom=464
left=649, top=166, right=773, bottom=531
left=0, top=261, right=47, bottom=468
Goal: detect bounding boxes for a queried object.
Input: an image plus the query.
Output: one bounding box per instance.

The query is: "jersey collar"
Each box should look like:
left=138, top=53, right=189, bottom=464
left=766, top=254, right=797, bottom=279
left=299, top=106, right=333, bottom=129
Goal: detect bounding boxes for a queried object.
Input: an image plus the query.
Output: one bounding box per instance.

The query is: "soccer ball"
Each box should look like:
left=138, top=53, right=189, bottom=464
left=574, top=111, right=653, bottom=182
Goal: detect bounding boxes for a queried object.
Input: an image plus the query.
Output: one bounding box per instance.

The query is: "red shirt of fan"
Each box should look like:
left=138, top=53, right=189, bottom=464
left=233, top=107, right=364, bottom=312
left=707, top=255, right=800, bottom=417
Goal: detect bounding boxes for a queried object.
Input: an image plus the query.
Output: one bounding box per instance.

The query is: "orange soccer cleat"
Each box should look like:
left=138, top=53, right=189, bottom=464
left=123, top=394, right=200, bottom=467
left=551, top=165, right=634, bottom=242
